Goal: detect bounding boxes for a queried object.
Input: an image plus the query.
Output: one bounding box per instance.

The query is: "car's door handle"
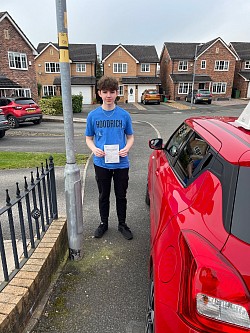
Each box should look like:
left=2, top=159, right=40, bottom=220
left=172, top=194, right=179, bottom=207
left=155, top=170, right=159, bottom=176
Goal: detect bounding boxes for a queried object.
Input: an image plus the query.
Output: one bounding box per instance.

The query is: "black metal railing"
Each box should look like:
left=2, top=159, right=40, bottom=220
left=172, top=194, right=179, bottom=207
left=0, top=156, right=58, bottom=290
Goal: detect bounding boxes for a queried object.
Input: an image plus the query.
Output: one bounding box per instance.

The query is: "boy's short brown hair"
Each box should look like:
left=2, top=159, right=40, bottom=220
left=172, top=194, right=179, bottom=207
left=97, top=76, right=118, bottom=91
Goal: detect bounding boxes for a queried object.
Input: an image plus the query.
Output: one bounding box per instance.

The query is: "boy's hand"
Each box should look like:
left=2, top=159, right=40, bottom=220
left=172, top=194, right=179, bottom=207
left=93, top=147, right=105, bottom=157
left=119, top=147, right=129, bottom=157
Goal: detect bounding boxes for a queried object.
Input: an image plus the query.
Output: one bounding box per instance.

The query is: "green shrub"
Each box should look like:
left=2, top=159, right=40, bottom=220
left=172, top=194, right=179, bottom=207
left=39, top=97, right=62, bottom=115
left=72, top=95, right=83, bottom=113
left=39, top=95, right=83, bottom=115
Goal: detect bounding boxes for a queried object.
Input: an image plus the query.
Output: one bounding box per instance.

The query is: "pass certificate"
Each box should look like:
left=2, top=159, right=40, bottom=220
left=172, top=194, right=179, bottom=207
left=104, top=144, right=120, bottom=163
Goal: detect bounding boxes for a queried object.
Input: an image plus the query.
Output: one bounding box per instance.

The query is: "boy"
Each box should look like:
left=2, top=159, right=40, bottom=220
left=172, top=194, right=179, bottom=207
left=85, top=76, right=134, bottom=240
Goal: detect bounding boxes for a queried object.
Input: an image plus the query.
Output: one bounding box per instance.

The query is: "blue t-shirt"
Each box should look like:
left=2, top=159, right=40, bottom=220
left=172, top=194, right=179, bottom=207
left=85, top=105, right=134, bottom=169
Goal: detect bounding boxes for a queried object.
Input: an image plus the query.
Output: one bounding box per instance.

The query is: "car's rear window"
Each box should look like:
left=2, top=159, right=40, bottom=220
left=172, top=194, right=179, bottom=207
left=15, top=98, right=35, bottom=105
left=231, top=167, right=250, bottom=244
left=148, top=90, right=158, bottom=94
left=199, top=90, right=211, bottom=94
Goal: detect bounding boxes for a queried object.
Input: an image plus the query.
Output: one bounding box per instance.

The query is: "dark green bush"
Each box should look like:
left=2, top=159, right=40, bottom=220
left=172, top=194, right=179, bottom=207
left=72, top=95, right=83, bottom=113
left=39, top=95, right=83, bottom=115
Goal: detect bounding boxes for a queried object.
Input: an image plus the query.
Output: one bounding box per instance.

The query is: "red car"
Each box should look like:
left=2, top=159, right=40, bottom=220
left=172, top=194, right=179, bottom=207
left=0, top=97, right=42, bottom=128
left=145, top=116, right=250, bottom=332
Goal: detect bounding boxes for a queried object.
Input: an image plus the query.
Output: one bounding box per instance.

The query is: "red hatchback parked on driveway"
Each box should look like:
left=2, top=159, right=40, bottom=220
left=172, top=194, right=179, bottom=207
left=145, top=114, right=250, bottom=332
left=0, top=97, right=42, bottom=128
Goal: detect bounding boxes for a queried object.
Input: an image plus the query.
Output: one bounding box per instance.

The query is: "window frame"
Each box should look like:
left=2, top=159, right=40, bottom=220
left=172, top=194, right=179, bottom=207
left=214, top=60, right=229, bottom=71
left=141, top=63, right=150, bottom=72
left=178, top=82, right=192, bottom=94
left=212, top=82, right=227, bottom=94
left=76, top=63, right=86, bottom=72
left=8, top=51, right=28, bottom=70
left=43, top=85, right=57, bottom=96
left=113, top=63, right=127, bottom=73
left=201, top=60, right=206, bottom=69
left=178, top=60, right=188, bottom=71
left=45, top=62, right=60, bottom=73
left=118, top=85, right=124, bottom=96
left=244, top=61, right=250, bottom=69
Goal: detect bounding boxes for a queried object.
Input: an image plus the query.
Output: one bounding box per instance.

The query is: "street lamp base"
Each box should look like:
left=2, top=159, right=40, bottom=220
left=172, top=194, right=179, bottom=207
left=69, top=248, right=83, bottom=261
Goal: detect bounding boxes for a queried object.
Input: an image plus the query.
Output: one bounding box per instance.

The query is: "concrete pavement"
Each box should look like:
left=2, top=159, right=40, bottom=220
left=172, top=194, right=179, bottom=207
left=27, top=116, right=156, bottom=333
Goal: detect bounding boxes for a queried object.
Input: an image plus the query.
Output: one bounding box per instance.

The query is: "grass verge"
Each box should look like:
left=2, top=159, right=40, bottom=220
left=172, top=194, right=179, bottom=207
left=0, top=152, right=89, bottom=169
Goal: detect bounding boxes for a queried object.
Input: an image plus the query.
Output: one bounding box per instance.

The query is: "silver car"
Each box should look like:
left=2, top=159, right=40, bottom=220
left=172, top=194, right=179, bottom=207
left=0, top=111, right=10, bottom=138
left=185, top=89, right=212, bottom=104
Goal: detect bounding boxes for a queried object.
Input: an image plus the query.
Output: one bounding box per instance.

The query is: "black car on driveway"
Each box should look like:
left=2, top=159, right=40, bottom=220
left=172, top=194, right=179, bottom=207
left=0, top=111, right=10, bottom=138
left=185, top=89, right=212, bottom=104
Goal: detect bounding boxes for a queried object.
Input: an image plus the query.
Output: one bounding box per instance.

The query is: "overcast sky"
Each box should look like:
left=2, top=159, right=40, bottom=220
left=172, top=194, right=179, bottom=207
left=2, top=0, right=250, bottom=57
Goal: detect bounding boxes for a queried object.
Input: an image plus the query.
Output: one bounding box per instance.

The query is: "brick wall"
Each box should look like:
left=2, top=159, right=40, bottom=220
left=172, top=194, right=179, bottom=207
left=160, top=40, right=237, bottom=101
left=0, top=17, right=38, bottom=101
left=35, top=45, right=95, bottom=97
left=103, top=47, right=137, bottom=83
left=35, top=46, right=60, bottom=87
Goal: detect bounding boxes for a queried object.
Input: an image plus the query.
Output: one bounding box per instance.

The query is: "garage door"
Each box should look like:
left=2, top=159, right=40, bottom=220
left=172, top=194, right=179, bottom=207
left=138, top=85, right=158, bottom=102
left=71, top=86, right=92, bottom=104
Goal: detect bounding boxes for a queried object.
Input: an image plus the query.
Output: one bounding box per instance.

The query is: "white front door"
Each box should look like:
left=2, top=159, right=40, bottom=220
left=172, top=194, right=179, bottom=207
left=128, top=85, right=135, bottom=103
left=247, top=82, right=250, bottom=98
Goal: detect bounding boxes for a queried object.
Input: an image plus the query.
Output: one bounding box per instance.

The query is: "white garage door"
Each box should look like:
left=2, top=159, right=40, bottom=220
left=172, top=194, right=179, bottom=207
left=138, top=85, right=158, bottom=102
left=71, top=86, right=92, bottom=104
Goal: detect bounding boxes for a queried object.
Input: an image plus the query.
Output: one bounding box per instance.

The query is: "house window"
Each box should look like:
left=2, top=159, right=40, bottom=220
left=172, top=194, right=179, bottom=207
left=45, top=62, right=60, bottom=73
left=43, top=85, right=56, bottom=96
left=212, top=82, right=227, bottom=94
left=178, top=82, right=192, bottom=94
left=113, top=63, right=127, bottom=73
left=13, top=88, right=31, bottom=97
left=50, top=48, right=54, bottom=55
left=178, top=61, right=188, bottom=71
left=201, top=60, right=206, bottom=69
left=76, top=63, right=86, bottom=72
left=141, top=63, right=150, bottom=72
left=118, top=85, right=124, bottom=96
left=245, top=61, right=250, bottom=69
left=4, top=29, right=9, bottom=39
left=8, top=52, right=28, bottom=70
left=214, top=60, right=229, bottom=71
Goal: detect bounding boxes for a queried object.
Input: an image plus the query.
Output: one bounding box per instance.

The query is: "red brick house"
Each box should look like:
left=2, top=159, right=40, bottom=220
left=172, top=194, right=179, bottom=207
left=160, top=37, right=238, bottom=101
left=229, top=42, right=250, bottom=99
left=35, top=43, right=97, bottom=104
left=102, top=44, right=161, bottom=103
left=0, top=12, right=38, bottom=100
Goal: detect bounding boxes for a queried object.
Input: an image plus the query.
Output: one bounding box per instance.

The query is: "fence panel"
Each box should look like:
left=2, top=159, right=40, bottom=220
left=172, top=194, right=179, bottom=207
left=0, top=156, right=58, bottom=290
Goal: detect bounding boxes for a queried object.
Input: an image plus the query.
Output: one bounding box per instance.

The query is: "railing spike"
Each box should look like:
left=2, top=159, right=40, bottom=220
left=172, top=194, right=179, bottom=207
left=36, top=167, right=40, bottom=180
left=31, top=171, right=34, bottom=185
left=45, top=159, right=49, bottom=171
left=41, top=162, right=44, bottom=175
left=6, top=189, right=11, bottom=206
left=16, top=182, right=21, bottom=198
left=24, top=176, right=28, bottom=191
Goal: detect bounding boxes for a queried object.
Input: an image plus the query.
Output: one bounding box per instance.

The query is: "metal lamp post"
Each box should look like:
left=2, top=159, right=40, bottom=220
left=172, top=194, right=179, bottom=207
left=55, top=0, right=83, bottom=260
left=190, top=43, right=202, bottom=110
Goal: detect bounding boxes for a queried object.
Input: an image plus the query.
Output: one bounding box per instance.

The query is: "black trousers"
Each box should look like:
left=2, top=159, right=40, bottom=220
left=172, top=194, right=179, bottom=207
left=94, top=165, right=129, bottom=225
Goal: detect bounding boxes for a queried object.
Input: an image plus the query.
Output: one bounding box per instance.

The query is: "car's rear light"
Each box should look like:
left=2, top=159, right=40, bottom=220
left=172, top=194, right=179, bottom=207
left=196, top=293, right=250, bottom=328
left=0, top=108, right=3, bottom=114
left=179, top=231, right=250, bottom=331
left=196, top=94, right=201, bottom=97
